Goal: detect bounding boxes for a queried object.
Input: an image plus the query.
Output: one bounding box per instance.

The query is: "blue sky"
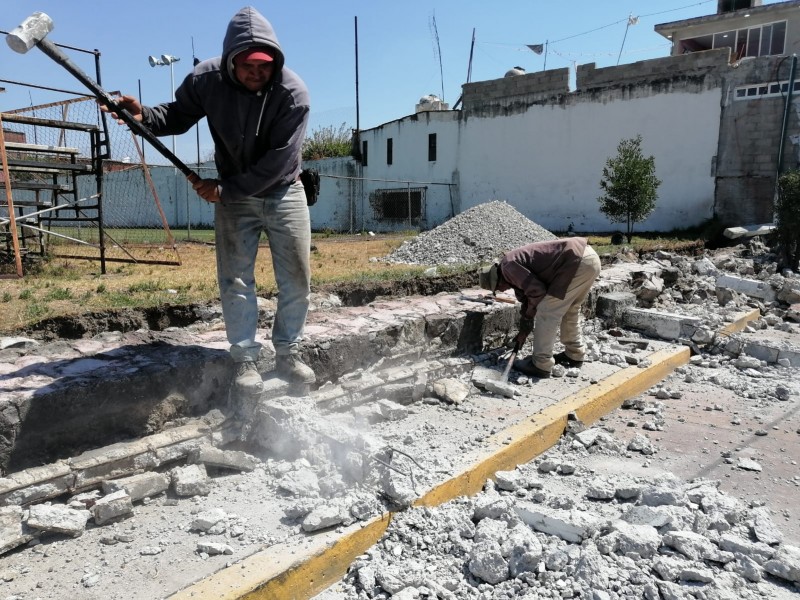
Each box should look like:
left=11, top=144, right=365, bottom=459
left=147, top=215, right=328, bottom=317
left=0, top=1, right=779, bottom=163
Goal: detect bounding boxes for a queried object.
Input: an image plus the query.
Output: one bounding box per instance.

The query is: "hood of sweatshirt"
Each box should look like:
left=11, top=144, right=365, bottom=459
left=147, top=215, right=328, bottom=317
left=221, top=6, right=286, bottom=89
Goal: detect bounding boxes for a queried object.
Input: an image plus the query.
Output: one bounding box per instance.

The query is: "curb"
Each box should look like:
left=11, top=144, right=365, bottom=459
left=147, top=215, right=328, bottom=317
left=170, top=309, right=760, bottom=598
left=170, top=347, right=692, bottom=599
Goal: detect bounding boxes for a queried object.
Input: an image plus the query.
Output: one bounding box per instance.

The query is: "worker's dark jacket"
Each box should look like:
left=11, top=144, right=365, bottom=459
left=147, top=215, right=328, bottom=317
left=499, top=237, right=588, bottom=318
left=140, top=6, right=310, bottom=202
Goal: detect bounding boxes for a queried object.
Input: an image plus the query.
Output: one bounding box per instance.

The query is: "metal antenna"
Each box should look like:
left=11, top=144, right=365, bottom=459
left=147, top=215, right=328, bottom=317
left=429, top=12, right=445, bottom=102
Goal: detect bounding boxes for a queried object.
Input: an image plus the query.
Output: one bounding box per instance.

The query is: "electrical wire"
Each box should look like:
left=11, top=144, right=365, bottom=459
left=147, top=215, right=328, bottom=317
left=479, top=0, right=716, bottom=50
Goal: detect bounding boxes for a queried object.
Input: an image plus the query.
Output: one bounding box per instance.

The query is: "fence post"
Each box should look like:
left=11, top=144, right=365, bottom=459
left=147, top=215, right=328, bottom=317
left=0, top=113, right=25, bottom=278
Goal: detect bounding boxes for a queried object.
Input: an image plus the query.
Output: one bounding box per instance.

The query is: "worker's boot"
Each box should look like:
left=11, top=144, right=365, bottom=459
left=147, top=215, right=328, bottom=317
left=553, top=351, right=583, bottom=368
left=513, top=356, right=551, bottom=379
left=231, top=361, right=264, bottom=442
left=233, top=361, right=264, bottom=395
left=275, top=353, right=316, bottom=384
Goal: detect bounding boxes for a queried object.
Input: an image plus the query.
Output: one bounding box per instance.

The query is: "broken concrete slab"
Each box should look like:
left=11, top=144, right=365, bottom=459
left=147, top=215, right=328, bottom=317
left=622, top=307, right=703, bottom=341
left=514, top=503, right=602, bottom=543
left=27, top=503, right=90, bottom=537
left=716, top=274, right=777, bottom=303
left=595, top=292, right=637, bottom=327
left=101, top=472, right=170, bottom=503
left=91, top=490, right=133, bottom=525
left=0, top=293, right=518, bottom=475
left=189, top=445, right=260, bottom=472
left=0, top=505, right=31, bottom=555
left=723, top=223, right=775, bottom=239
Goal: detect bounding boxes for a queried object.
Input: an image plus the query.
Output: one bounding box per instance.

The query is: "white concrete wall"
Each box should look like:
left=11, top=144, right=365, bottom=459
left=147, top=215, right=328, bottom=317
left=308, top=156, right=360, bottom=232
left=91, top=84, right=722, bottom=236
left=350, top=87, right=721, bottom=234
left=456, top=89, right=721, bottom=232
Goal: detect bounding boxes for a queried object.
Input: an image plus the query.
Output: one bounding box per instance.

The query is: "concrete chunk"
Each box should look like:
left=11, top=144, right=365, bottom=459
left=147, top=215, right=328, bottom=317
left=0, top=506, right=31, bottom=555
left=595, top=292, right=637, bottom=326
left=171, top=464, right=210, bottom=497
left=0, top=463, right=75, bottom=507
left=763, top=545, right=800, bottom=583
left=622, top=308, right=703, bottom=341
left=716, top=274, right=776, bottom=303
left=430, top=378, right=471, bottom=404
left=91, top=490, right=133, bottom=526
left=101, top=472, right=170, bottom=503
left=723, top=223, right=775, bottom=239
left=189, top=445, right=260, bottom=472
left=190, top=508, right=227, bottom=532
left=719, top=533, right=776, bottom=564
left=27, top=504, right=90, bottom=537
left=662, top=530, right=718, bottom=561
left=515, top=502, right=601, bottom=543
left=196, top=541, right=233, bottom=556
left=301, top=503, right=346, bottom=532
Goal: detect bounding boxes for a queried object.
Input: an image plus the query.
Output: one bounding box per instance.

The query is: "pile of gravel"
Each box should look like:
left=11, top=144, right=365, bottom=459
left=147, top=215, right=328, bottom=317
left=382, top=200, right=557, bottom=266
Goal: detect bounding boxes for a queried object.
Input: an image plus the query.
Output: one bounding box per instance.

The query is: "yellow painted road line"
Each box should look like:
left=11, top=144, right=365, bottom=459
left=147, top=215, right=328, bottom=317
left=172, top=306, right=762, bottom=600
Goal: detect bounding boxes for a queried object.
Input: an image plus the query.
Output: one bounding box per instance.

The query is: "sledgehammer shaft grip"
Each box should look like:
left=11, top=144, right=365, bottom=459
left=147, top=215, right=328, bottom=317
left=36, top=37, right=198, bottom=180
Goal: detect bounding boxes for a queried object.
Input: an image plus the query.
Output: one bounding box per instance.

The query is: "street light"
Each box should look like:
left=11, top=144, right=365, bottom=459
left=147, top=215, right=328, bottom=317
left=148, top=53, right=180, bottom=154
left=148, top=53, right=183, bottom=233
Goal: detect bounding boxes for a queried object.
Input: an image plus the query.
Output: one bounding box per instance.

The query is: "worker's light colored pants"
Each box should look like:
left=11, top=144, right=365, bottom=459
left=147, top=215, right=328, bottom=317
left=532, top=246, right=601, bottom=371
left=214, top=181, right=311, bottom=363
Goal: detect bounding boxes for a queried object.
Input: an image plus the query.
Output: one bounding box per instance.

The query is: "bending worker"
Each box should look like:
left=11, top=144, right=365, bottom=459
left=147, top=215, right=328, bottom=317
left=479, top=238, right=601, bottom=378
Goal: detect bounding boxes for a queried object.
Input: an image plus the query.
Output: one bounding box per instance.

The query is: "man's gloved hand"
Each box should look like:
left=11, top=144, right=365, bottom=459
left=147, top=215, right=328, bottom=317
left=514, top=316, right=534, bottom=350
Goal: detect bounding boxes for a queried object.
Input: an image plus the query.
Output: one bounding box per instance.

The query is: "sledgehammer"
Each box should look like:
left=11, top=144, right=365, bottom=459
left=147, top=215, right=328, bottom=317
left=6, top=12, right=199, bottom=180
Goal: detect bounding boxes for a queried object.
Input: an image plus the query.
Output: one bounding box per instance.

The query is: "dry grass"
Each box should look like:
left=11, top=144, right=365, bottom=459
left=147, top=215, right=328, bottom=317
left=1, top=231, right=705, bottom=334
left=0, top=235, right=420, bottom=334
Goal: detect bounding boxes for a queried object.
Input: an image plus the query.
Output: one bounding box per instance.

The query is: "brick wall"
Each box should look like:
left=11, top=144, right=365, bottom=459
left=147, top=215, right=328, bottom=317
left=576, top=49, right=731, bottom=90
left=715, top=55, right=798, bottom=224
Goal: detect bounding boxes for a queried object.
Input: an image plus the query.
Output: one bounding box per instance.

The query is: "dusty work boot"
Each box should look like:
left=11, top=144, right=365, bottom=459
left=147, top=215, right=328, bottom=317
left=275, top=353, right=316, bottom=384
left=553, top=351, right=583, bottom=368
left=513, top=356, right=551, bottom=379
left=233, top=361, right=265, bottom=396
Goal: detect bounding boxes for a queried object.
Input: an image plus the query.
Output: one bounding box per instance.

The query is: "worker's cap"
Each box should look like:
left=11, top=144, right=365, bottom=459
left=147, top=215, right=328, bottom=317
left=234, top=46, right=275, bottom=64
left=478, top=263, right=499, bottom=292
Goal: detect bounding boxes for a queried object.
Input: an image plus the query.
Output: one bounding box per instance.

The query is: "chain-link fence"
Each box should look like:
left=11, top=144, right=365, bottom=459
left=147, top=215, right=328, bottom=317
left=1, top=89, right=182, bottom=272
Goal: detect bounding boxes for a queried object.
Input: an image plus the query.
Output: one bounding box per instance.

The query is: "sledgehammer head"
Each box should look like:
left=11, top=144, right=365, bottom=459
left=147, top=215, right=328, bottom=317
left=6, top=12, right=54, bottom=54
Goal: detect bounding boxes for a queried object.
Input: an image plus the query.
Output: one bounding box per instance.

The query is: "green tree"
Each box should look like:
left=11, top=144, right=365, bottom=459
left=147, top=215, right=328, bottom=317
left=302, top=122, right=353, bottom=161
left=598, top=135, right=661, bottom=242
left=776, top=170, right=800, bottom=271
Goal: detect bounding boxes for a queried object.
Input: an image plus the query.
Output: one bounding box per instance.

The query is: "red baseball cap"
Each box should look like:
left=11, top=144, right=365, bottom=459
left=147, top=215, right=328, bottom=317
left=234, top=47, right=274, bottom=64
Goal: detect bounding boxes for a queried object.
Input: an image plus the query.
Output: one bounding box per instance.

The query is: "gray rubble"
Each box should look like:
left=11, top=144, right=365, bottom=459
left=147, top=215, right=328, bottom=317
left=0, top=235, right=798, bottom=599
left=317, top=424, right=799, bottom=600
left=381, top=200, right=557, bottom=265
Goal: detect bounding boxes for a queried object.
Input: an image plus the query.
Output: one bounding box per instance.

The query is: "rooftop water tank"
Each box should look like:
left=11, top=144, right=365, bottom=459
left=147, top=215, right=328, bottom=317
left=717, top=0, right=762, bottom=13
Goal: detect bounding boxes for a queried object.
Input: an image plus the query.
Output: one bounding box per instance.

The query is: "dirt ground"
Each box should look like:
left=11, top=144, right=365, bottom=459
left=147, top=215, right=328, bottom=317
left=13, top=272, right=477, bottom=341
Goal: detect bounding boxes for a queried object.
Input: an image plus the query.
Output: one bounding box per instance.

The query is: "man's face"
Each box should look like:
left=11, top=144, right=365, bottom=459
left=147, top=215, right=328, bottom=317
left=234, top=61, right=274, bottom=92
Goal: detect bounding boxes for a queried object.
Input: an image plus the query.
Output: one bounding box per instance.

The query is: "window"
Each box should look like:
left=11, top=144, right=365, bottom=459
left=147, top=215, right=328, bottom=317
left=734, top=78, right=800, bottom=101
left=387, top=138, right=393, bottom=165
left=681, top=20, right=786, bottom=59
left=370, top=187, right=426, bottom=221
left=428, top=133, right=437, bottom=162
left=361, top=140, right=368, bottom=166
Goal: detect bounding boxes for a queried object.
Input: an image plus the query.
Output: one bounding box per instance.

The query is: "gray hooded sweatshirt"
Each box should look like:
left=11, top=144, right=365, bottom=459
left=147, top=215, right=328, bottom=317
left=141, top=6, right=310, bottom=203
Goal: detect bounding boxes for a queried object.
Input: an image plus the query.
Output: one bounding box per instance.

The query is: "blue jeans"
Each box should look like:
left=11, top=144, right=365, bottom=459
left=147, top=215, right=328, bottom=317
left=214, top=181, right=311, bottom=363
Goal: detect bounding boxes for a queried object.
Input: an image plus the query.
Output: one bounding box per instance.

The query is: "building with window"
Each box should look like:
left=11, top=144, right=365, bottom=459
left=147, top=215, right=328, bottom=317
left=306, top=0, right=800, bottom=235
left=655, top=0, right=800, bottom=61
